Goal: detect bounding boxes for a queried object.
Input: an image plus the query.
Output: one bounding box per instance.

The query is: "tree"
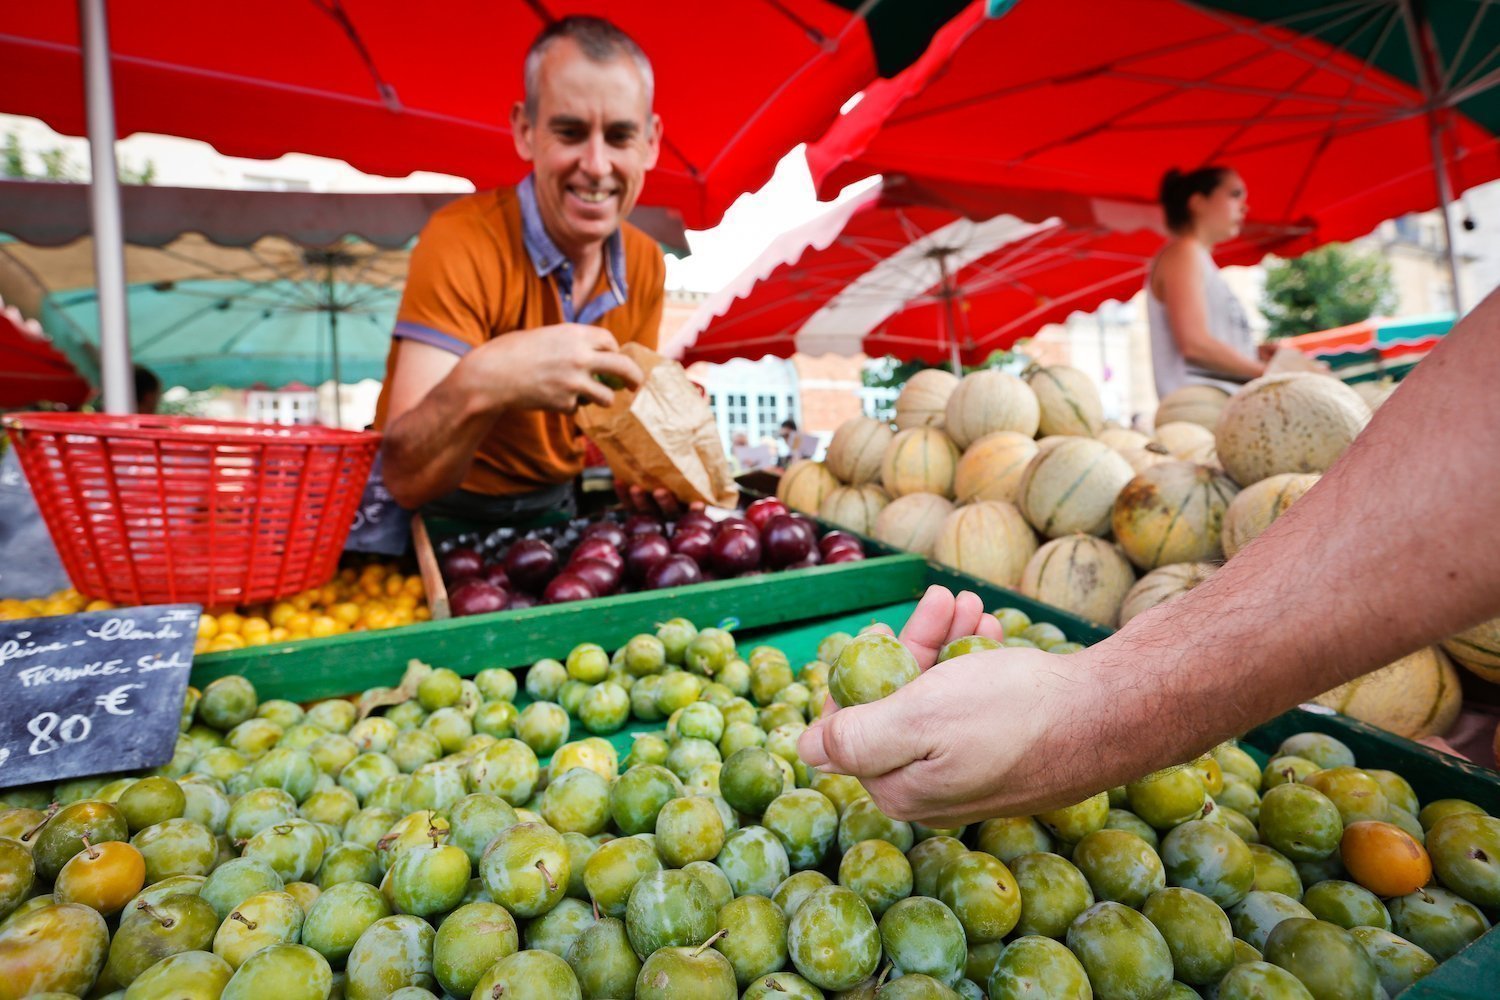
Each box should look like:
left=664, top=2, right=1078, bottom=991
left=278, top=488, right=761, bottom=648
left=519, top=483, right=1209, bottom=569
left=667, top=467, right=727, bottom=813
left=2, top=133, right=24, bottom=178
left=1260, top=243, right=1396, bottom=339
left=1, top=130, right=157, bottom=185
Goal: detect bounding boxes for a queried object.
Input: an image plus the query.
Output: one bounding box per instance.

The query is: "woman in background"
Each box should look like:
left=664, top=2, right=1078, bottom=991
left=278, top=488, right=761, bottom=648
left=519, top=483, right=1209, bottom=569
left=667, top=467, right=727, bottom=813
left=1147, top=166, right=1272, bottom=398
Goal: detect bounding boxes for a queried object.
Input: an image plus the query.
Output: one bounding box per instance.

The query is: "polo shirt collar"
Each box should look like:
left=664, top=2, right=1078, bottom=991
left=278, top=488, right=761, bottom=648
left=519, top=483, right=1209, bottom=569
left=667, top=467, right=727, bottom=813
left=518, top=174, right=629, bottom=301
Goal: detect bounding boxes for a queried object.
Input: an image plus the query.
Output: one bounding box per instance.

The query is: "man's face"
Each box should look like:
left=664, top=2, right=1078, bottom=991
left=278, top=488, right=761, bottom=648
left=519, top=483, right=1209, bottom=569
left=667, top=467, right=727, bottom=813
left=512, top=38, right=661, bottom=258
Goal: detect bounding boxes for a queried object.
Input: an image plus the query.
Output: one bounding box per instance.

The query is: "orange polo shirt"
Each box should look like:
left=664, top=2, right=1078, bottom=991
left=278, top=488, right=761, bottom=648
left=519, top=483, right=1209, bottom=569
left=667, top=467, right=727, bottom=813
left=374, top=179, right=665, bottom=497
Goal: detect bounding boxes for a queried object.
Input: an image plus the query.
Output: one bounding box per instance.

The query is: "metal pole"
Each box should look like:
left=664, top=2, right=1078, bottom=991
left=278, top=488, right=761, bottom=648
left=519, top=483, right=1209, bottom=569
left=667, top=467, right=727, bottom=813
left=1404, top=0, right=1467, bottom=313
left=79, top=0, right=135, bottom=413
left=936, top=251, right=963, bottom=375
left=326, top=270, right=343, bottom=428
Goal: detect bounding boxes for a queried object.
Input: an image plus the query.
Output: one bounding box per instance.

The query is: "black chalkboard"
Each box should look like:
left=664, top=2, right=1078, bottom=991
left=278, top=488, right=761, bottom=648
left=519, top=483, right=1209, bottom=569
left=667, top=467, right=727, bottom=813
left=0, top=448, right=71, bottom=599
left=0, top=604, right=200, bottom=789
left=344, top=455, right=411, bottom=556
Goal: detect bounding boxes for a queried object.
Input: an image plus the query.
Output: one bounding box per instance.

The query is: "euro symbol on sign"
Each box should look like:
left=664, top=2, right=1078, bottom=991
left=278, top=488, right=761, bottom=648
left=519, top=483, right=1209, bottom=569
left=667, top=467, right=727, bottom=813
left=95, top=683, right=144, bottom=716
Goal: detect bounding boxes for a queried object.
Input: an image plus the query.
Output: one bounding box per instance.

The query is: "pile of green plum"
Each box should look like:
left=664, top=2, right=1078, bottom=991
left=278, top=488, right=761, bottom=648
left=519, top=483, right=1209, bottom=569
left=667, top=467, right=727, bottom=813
left=0, top=611, right=1495, bottom=1000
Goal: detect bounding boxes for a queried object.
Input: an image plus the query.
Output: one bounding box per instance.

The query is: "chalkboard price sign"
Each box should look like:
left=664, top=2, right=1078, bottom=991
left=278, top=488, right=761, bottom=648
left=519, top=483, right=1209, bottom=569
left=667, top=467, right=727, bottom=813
left=0, top=604, right=200, bottom=790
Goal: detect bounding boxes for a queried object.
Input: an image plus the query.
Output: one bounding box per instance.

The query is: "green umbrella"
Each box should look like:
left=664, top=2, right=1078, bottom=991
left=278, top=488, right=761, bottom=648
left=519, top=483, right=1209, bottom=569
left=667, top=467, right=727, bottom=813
left=38, top=248, right=400, bottom=394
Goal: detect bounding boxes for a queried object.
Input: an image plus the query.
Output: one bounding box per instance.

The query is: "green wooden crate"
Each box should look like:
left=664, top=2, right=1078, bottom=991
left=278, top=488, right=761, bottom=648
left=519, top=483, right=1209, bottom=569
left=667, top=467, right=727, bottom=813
left=192, top=553, right=931, bottom=701
left=1242, top=708, right=1500, bottom=1000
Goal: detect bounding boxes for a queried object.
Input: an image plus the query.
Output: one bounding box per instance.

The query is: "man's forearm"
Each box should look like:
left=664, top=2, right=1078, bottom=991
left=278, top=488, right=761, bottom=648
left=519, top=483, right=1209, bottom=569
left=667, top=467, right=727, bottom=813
left=1087, top=292, right=1500, bottom=783
left=382, top=364, right=508, bottom=510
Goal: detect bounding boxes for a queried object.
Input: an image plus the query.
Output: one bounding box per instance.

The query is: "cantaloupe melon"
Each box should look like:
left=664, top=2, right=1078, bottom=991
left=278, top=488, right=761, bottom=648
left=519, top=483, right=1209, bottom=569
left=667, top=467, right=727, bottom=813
left=1312, top=647, right=1462, bottom=739
left=1020, top=534, right=1137, bottom=627
left=777, top=459, right=840, bottom=515
left=1441, top=616, right=1500, bottom=683
left=881, top=427, right=961, bottom=499
left=953, top=432, right=1039, bottom=505
left=1098, top=427, right=1153, bottom=453
left=1215, top=373, right=1371, bottom=486
left=1119, top=562, right=1217, bottom=625
left=1220, top=472, right=1320, bottom=559
left=1112, top=461, right=1240, bottom=570
left=943, top=369, right=1041, bottom=449
left=1015, top=437, right=1135, bottom=538
left=1027, top=364, right=1105, bottom=437
left=1155, top=421, right=1217, bottom=461
left=894, top=369, right=960, bottom=431
left=873, top=492, right=955, bottom=556
left=1119, top=443, right=1178, bottom=476
left=825, top=415, right=894, bottom=486
left=1036, top=435, right=1083, bottom=455
left=932, top=501, right=1039, bottom=589
left=817, top=483, right=891, bottom=537
left=1155, top=384, right=1231, bottom=432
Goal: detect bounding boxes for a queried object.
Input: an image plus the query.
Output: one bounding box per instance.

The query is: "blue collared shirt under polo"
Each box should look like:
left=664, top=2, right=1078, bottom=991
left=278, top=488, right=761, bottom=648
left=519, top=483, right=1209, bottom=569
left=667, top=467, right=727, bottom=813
left=518, top=174, right=629, bottom=326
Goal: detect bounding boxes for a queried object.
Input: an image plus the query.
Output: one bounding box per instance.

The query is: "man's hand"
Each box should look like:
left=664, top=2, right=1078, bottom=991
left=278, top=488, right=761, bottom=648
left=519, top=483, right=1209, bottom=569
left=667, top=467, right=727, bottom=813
left=613, top=482, right=702, bottom=519
left=459, top=323, right=643, bottom=414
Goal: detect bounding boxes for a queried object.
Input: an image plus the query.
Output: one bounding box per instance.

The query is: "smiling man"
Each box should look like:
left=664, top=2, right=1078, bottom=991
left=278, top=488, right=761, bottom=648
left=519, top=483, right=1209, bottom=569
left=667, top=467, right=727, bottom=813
left=375, top=16, right=674, bottom=521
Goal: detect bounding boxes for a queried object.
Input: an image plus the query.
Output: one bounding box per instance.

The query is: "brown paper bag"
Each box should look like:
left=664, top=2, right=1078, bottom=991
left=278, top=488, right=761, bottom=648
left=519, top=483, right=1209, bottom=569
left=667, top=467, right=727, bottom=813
left=576, top=343, right=739, bottom=508
left=1265, top=344, right=1329, bottom=375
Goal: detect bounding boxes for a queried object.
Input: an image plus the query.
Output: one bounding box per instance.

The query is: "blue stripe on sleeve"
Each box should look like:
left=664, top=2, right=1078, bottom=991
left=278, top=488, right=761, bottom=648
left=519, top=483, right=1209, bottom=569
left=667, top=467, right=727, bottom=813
left=393, top=321, right=473, bottom=356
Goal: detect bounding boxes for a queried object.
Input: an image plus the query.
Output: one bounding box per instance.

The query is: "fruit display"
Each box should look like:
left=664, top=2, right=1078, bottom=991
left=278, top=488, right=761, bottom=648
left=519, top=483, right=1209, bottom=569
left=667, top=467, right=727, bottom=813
left=1214, top=373, right=1372, bottom=486
left=1111, top=462, right=1239, bottom=570
left=932, top=502, right=1038, bottom=590
left=880, top=427, right=962, bottom=499
left=0, top=560, right=429, bottom=655
left=952, top=432, right=1038, bottom=506
left=1019, top=535, right=1138, bottom=629
left=1310, top=647, right=1464, bottom=740
left=1154, top=384, right=1232, bottom=432
left=817, top=484, right=891, bottom=538
left=1026, top=364, right=1106, bottom=438
left=893, top=368, right=959, bottom=430
left=0, top=602, right=1494, bottom=1000
left=1439, top=615, right=1500, bottom=684
left=435, top=503, right=869, bottom=617
left=1220, top=473, right=1321, bottom=560
left=943, top=369, right=1041, bottom=448
left=1119, top=563, right=1217, bottom=627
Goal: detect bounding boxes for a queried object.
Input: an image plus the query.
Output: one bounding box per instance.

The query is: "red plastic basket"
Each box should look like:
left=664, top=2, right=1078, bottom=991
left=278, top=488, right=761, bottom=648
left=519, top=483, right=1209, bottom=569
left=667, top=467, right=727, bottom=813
left=5, top=413, right=381, bottom=607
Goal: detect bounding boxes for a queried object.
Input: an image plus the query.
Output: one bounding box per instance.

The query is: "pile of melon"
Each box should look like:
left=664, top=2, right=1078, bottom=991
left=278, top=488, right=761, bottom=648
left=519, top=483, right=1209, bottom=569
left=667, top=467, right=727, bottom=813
left=786, top=364, right=1479, bottom=745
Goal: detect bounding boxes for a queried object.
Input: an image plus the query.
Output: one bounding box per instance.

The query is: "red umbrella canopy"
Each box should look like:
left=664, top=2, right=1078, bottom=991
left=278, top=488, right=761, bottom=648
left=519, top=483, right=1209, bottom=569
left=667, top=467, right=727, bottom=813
left=671, top=182, right=1298, bottom=366
left=809, top=0, right=1500, bottom=251
left=0, top=300, right=91, bottom=409
left=1, top=1, right=967, bottom=231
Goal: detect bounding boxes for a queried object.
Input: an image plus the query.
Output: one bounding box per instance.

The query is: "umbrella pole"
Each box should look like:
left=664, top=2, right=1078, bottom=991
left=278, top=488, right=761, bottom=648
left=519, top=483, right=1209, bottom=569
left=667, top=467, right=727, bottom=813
left=1424, top=121, right=1466, bottom=315
left=326, top=269, right=343, bottom=428
left=1404, top=0, right=1466, bottom=313
left=79, top=0, right=134, bottom=413
left=936, top=250, right=963, bottom=375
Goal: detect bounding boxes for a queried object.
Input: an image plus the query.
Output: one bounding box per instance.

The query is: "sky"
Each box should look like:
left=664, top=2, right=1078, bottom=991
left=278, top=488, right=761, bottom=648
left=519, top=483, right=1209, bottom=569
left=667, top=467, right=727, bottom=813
left=663, top=145, right=874, bottom=295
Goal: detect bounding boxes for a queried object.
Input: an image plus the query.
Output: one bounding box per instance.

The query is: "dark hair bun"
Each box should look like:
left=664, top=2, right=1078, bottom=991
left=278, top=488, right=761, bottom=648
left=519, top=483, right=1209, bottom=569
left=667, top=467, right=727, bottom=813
left=1159, top=165, right=1232, bottom=231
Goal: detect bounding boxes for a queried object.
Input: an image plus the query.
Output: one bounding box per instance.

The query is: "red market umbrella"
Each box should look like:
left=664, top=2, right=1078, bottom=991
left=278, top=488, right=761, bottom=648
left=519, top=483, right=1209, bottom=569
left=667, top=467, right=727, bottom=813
left=808, top=0, right=1500, bottom=304
left=0, top=295, right=91, bottom=409
left=670, top=181, right=1298, bottom=368
left=1, top=1, right=967, bottom=233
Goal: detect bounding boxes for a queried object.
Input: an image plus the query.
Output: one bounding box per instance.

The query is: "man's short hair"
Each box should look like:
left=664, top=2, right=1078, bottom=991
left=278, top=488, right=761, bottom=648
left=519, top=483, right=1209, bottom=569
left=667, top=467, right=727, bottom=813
left=523, top=16, right=654, bottom=121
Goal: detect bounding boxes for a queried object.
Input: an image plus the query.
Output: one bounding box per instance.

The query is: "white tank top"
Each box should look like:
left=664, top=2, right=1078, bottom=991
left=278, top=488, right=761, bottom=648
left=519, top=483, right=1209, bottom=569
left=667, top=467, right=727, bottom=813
left=1147, top=243, right=1255, bottom=398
